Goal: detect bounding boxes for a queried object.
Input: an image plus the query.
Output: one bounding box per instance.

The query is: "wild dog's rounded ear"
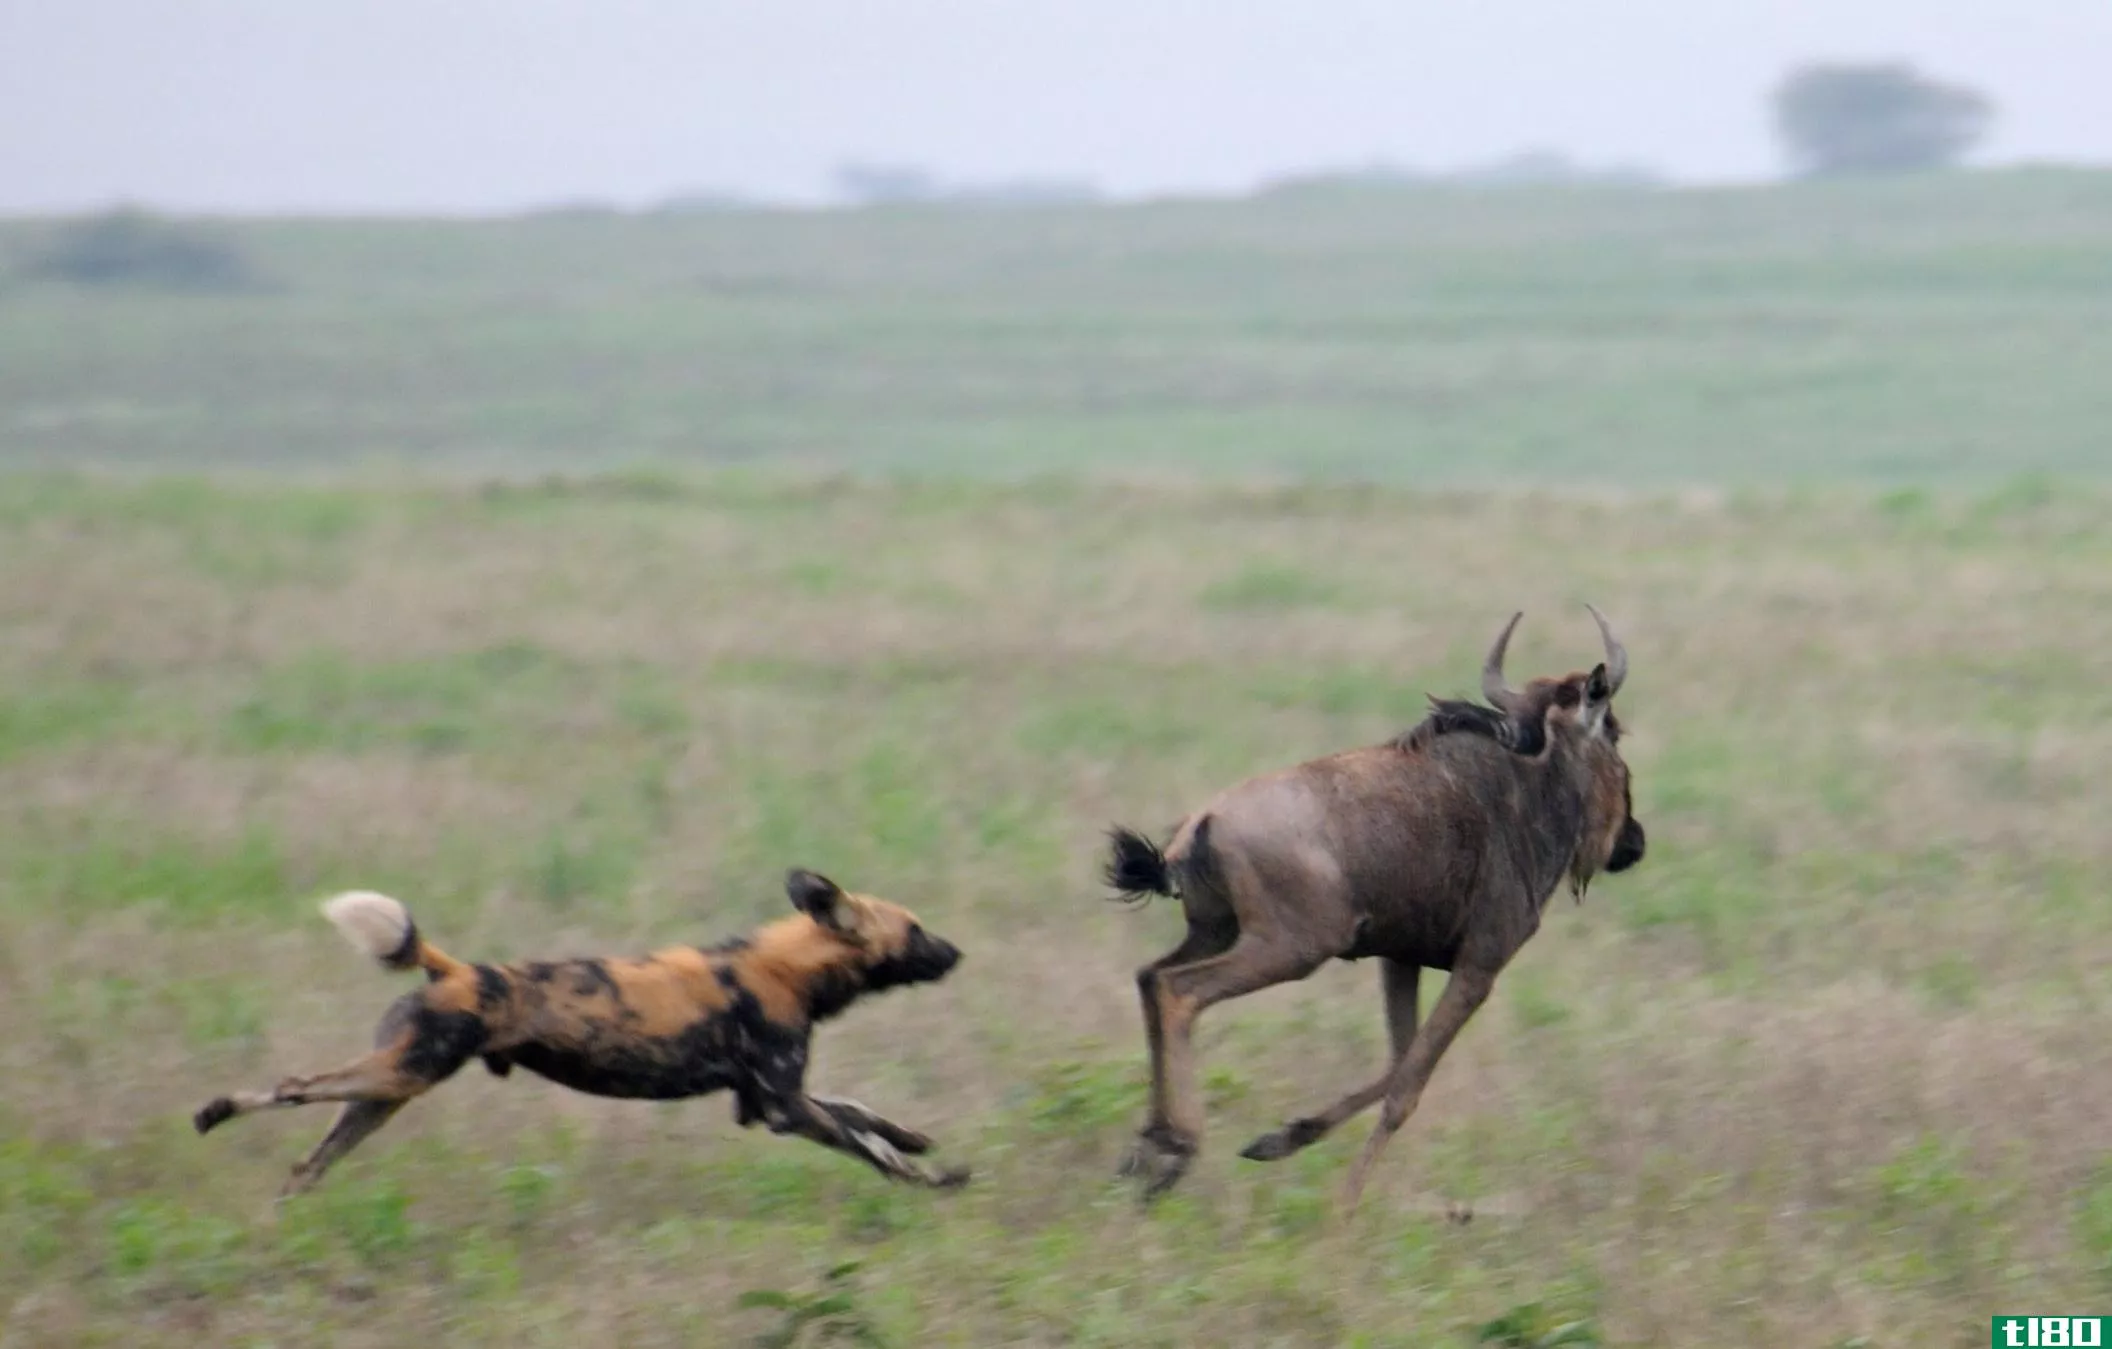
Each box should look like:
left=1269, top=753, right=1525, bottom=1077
left=786, top=869, right=851, bottom=929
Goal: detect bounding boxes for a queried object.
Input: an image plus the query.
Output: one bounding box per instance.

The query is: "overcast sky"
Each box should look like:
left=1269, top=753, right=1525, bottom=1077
left=2, top=0, right=2107, bottom=215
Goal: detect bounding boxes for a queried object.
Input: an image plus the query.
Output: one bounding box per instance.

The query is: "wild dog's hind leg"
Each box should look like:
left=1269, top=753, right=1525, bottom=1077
left=281, top=1100, right=404, bottom=1198
left=195, top=997, right=482, bottom=1147
left=194, top=1045, right=433, bottom=1134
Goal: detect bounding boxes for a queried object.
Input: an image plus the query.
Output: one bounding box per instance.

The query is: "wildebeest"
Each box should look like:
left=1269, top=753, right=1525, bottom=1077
left=194, top=869, right=970, bottom=1198
left=1103, top=606, right=1646, bottom=1210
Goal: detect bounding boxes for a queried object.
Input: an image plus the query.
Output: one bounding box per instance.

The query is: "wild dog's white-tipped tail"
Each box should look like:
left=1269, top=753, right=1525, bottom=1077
left=320, top=890, right=420, bottom=970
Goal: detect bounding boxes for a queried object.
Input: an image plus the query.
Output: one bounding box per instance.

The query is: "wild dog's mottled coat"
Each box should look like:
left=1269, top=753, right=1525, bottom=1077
left=196, top=871, right=967, bottom=1199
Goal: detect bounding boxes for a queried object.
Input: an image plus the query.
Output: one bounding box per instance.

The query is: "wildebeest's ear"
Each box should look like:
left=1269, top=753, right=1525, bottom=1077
left=1585, top=663, right=1611, bottom=703
left=786, top=869, right=851, bottom=930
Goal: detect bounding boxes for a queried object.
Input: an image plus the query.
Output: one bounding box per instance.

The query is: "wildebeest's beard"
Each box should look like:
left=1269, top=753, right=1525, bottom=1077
left=864, top=927, right=962, bottom=994
left=1607, top=815, right=1646, bottom=873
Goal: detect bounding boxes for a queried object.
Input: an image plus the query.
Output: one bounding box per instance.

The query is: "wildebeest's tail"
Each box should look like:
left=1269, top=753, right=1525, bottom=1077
left=1103, top=826, right=1174, bottom=905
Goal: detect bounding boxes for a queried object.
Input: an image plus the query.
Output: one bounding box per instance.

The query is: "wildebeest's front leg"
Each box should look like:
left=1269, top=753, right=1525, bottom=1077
left=1339, top=964, right=1496, bottom=1213
left=1241, top=958, right=1421, bottom=1163
left=766, top=1093, right=968, bottom=1187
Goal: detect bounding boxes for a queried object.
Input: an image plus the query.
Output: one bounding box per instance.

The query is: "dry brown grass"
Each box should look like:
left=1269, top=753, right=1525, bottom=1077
left=0, top=475, right=2107, bottom=1347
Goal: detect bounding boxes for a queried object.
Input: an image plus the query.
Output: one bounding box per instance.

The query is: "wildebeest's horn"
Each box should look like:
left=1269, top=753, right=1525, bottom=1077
left=1585, top=604, right=1627, bottom=697
left=1482, top=611, right=1524, bottom=710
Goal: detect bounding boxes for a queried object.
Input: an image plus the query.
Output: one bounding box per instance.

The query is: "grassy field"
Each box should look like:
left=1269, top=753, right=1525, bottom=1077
left=4, top=170, right=2111, bottom=485
left=0, top=473, right=2107, bottom=1347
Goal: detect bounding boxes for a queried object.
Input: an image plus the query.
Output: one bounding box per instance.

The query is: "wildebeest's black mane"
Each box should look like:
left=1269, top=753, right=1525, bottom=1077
left=1388, top=695, right=1548, bottom=758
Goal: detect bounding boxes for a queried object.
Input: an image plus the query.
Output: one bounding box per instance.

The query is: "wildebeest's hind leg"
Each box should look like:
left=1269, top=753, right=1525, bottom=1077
left=1339, top=964, right=1496, bottom=1213
left=280, top=1100, right=404, bottom=1198
left=1241, top=958, right=1421, bottom=1162
left=1127, top=931, right=1325, bottom=1200
left=1118, top=919, right=1235, bottom=1181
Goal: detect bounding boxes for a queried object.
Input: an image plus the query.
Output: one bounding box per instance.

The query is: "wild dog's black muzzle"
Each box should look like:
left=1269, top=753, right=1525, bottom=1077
left=907, top=928, right=962, bottom=980
left=1607, top=817, right=1646, bottom=873
left=868, top=926, right=962, bottom=992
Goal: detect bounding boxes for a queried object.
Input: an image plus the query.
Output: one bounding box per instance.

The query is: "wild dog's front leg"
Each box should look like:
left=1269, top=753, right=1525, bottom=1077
left=767, top=1093, right=967, bottom=1187
left=731, top=1080, right=769, bottom=1128
left=743, top=1026, right=960, bottom=1184
left=809, top=1095, right=934, bottom=1156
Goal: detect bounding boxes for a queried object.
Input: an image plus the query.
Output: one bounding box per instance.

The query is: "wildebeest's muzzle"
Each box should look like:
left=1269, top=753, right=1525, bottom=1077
left=1606, top=816, right=1646, bottom=873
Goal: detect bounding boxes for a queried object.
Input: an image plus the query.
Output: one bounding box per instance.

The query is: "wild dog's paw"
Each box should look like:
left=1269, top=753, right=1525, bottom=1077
left=194, top=1097, right=236, bottom=1134
left=890, top=1126, right=934, bottom=1155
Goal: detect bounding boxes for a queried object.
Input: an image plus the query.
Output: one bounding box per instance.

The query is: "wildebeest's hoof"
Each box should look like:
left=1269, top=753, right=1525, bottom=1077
left=1138, top=1152, right=1191, bottom=1203
left=931, top=1165, right=972, bottom=1189
left=1115, top=1141, right=1148, bottom=1179
left=1239, top=1117, right=1327, bottom=1162
left=194, top=1098, right=235, bottom=1134
left=1118, top=1130, right=1195, bottom=1202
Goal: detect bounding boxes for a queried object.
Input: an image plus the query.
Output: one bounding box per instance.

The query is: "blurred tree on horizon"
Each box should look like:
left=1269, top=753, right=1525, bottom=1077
left=22, top=207, right=258, bottom=291
left=1773, top=62, right=1994, bottom=177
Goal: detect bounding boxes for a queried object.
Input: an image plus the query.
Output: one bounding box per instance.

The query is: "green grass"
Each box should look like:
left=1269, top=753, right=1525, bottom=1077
left=4, top=171, right=2111, bottom=484
left=0, top=475, right=2107, bottom=1345
left=5, top=166, right=2111, bottom=1346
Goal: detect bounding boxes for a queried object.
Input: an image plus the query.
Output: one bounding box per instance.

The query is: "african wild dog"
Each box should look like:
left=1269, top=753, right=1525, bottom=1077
left=195, top=869, right=969, bottom=1198
left=1103, top=606, right=1646, bottom=1211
